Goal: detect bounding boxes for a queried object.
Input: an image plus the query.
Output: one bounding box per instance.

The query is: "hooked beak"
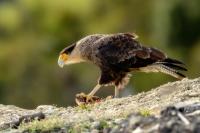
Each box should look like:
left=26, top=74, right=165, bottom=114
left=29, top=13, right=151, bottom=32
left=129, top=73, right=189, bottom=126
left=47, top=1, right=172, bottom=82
left=58, top=58, right=64, bottom=68
left=58, top=54, right=68, bottom=68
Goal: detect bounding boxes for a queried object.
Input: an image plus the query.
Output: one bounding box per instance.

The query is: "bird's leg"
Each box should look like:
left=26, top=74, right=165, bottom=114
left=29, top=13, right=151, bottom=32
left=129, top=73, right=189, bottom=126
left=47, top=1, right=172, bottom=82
left=114, top=86, right=120, bottom=98
left=75, top=84, right=101, bottom=105
left=86, top=84, right=101, bottom=102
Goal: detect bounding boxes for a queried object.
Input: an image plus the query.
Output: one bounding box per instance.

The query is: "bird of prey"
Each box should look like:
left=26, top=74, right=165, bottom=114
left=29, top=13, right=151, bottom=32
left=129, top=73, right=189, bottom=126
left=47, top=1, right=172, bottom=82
left=58, top=33, right=187, bottom=103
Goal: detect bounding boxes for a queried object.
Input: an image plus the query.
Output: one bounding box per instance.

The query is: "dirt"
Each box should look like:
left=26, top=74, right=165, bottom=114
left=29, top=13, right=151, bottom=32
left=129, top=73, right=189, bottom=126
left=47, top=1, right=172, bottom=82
left=0, top=77, right=199, bottom=132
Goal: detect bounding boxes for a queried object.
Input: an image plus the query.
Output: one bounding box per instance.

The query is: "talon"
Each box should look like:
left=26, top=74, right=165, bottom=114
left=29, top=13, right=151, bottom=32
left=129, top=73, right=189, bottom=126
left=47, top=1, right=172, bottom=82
left=75, top=93, right=101, bottom=106
left=75, top=92, right=87, bottom=106
left=86, top=95, right=93, bottom=103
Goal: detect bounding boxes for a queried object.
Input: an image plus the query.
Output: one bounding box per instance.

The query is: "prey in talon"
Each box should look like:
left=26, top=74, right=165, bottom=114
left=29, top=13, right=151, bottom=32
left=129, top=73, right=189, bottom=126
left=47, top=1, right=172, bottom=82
left=58, top=33, right=187, bottom=105
left=75, top=93, right=101, bottom=106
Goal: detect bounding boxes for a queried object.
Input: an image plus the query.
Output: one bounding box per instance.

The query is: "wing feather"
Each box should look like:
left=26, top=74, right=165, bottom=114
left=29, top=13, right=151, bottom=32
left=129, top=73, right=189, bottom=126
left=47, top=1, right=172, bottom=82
left=93, top=33, right=166, bottom=71
left=91, top=33, right=186, bottom=79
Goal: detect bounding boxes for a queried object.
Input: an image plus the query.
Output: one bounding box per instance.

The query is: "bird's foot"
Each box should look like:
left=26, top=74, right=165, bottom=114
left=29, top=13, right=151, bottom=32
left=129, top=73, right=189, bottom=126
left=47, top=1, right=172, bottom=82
left=75, top=92, right=100, bottom=106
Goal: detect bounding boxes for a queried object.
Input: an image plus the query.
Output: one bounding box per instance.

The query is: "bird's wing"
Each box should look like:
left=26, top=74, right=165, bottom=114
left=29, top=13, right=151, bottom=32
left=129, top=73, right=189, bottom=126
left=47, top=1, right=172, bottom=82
left=93, top=33, right=167, bottom=71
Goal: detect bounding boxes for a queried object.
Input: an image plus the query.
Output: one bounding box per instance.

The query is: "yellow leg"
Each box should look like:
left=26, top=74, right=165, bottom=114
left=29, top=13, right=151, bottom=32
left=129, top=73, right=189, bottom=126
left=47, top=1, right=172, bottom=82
left=88, top=84, right=101, bottom=96
left=86, top=84, right=101, bottom=102
left=114, top=86, right=120, bottom=98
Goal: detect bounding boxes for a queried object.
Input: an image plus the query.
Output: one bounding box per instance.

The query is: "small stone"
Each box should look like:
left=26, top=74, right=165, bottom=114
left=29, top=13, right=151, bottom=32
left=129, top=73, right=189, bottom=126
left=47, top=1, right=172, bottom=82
left=128, top=115, right=142, bottom=127
left=114, top=118, right=124, bottom=124
left=91, top=129, right=100, bottom=133
left=91, top=121, right=100, bottom=129
left=120, top=120, right=129, bottom=128
left=110, top=126, right=120, bottom=133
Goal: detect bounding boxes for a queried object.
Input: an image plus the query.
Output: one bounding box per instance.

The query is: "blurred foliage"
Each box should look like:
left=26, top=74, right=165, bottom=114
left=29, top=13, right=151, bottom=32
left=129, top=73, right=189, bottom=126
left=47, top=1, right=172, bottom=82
left=0, top=0, right=199, bottom=108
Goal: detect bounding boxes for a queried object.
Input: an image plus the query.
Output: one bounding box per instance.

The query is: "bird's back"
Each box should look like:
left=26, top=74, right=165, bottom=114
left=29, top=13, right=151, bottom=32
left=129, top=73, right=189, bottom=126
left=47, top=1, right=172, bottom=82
left=91, top=33, right=186, bottom=79
left=92, top=33, right=160, bottom=69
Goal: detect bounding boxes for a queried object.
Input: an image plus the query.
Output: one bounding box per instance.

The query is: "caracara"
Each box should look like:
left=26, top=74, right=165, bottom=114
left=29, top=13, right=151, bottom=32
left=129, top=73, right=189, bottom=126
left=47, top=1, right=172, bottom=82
left=58, top=33, right=187, bottom=104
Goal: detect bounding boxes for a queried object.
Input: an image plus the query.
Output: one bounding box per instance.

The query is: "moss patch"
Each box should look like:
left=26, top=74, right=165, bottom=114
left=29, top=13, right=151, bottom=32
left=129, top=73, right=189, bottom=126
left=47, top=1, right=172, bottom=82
left=74, top=103, right=93, bottom=111
left=19, top=117, right=67, bottom=132
left=138, top=108, right=151, bottom=117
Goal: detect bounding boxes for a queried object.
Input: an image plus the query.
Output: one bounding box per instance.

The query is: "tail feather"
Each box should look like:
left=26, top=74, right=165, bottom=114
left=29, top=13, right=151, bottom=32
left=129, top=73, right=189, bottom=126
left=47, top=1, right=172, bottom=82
left=156, top=62, right=187, bottom=71
left=163, top=58, right=185, bottom=65
left=137, top=63, right=186, bottom=80
left=175, top=71, right=186, bottom=78
left=160, top=64, right=186, bottom=79
left=156, top=58, right=187, bottom=79
left=134, top=58, right=187, bottom=79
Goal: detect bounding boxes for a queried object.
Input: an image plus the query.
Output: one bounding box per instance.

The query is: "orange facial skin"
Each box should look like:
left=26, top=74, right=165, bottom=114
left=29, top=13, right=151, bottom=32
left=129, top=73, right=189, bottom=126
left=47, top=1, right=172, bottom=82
left=60, top=53, right=68, bottom=62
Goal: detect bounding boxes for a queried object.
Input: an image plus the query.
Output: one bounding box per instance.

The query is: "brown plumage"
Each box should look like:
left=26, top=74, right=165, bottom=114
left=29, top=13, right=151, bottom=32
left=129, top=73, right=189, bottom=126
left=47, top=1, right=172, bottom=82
left=58, top=33, right=187, bottom=102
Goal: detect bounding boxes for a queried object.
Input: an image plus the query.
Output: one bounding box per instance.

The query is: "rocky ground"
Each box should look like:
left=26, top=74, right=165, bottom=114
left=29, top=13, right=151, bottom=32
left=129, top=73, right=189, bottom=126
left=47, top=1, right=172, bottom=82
left=0, top=77, right=200, bottom=133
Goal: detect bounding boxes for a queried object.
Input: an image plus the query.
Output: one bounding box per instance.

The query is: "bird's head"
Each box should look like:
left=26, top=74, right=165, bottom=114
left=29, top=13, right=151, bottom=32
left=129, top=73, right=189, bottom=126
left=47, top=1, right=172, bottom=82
left=58, top=43, right=84, bottom=68
left=58, top=35, right=102, bottom=68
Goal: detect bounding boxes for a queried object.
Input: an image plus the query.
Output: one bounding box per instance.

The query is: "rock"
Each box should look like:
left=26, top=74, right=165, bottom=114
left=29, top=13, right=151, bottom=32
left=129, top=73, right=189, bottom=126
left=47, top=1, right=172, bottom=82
left=0, top=77, right=199, bottom=132
left=91, top=121, right=100, bottom=129
left=109, top=106, right=200, bottom=133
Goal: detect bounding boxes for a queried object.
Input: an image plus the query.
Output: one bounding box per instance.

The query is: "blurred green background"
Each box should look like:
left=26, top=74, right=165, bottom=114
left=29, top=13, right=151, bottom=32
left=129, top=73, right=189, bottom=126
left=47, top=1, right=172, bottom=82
left=0, top=0, right=200, bottom=108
